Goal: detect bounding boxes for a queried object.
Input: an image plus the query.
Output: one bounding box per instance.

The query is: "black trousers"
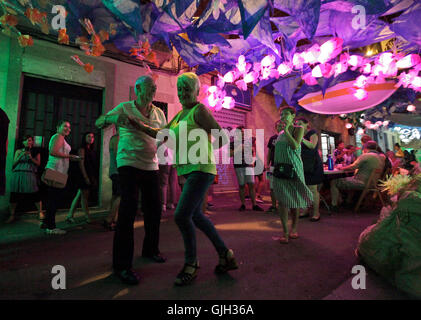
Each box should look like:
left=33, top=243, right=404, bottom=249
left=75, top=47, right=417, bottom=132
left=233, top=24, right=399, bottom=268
left=45, top=186, right=64, bottom=229
left=113, top=166, right=162, bottom=271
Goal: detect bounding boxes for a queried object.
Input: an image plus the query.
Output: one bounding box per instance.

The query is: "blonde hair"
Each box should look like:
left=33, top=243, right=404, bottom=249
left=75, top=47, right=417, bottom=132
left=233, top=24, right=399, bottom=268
left=177, top=72, right=201, bottom=94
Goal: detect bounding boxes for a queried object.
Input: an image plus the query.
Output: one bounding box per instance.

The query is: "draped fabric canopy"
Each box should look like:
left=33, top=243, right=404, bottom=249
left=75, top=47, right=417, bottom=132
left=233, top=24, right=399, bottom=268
left=1, top=0, right=420, bottom=116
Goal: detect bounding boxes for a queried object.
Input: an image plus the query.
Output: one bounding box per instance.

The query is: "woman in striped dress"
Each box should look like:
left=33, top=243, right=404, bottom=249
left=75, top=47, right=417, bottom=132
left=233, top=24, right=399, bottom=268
left=273, top=106, right=313, bottom=244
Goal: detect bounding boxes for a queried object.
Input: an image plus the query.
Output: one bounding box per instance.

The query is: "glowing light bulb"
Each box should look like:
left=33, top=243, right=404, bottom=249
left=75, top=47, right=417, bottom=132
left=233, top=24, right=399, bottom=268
left=353, top=88, right=368, bottom=100
left=223, top=72, right=234, bottom=83
left=407, top=104, right=416, bottom=112
left=208, top=86, right=218, bottom=94
left=345, top=123, right=353, bottom=129
left=396, top=54, right=421, bottom=69
left=277, top=63, right=292, bottom=76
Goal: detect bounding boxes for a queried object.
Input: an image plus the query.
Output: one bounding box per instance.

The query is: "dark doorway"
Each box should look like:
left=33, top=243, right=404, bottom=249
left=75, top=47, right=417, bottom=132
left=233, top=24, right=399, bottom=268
left=17, top=75, right=103, bottom=212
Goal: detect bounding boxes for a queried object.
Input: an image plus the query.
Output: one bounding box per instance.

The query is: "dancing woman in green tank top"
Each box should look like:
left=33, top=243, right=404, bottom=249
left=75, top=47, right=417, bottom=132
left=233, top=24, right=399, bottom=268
left=133, top=73, right=239, bottom=286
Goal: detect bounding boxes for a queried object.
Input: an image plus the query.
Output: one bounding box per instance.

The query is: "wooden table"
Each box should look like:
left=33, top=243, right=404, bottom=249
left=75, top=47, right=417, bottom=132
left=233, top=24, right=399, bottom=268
left=323, top=168, right=354, bottom=180
left=324, top=169, right=345, bottom=175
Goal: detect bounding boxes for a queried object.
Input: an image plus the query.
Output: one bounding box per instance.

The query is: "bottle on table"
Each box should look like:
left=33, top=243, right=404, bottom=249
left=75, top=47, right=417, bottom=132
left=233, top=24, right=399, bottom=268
left=327, top=154, right=334, bottom=171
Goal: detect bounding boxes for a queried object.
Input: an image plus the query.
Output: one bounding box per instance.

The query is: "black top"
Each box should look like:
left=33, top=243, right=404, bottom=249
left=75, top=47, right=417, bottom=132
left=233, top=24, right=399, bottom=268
left=267, top=134, right=278, bottom=166
left=71, top=146, right=99, bottom=189
left=301, top=129, right=324, bottom=185
left=230, top=138, right=253, bottom=168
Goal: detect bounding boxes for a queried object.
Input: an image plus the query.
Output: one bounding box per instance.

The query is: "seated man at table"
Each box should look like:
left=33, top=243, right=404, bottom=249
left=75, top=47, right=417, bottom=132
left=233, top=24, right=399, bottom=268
left=333, top=141, right=346, bottom=165
left=330, top=140, right=384, bottom=211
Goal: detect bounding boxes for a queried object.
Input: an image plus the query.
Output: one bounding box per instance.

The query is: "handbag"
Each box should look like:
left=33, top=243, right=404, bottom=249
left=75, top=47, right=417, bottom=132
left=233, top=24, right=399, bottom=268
left=41, top=168, right=68, bottom=189
left=273, top=163, right=296, bottom=180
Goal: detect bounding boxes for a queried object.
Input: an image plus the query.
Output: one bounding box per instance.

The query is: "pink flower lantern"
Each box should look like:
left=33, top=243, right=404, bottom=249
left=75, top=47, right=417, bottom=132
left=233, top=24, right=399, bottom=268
left=407, top=104, right=416, bottom=112
left=222, top=96, right=235, bottom=109
left=277, top=63, right=292, bottom=76
left=318, top=38, right=343, bottom=64
left=353, top=88, right=368, bottom=100
left=302, top=72, right=318, bottom=85
left=396, top=54, right=421, bottom=69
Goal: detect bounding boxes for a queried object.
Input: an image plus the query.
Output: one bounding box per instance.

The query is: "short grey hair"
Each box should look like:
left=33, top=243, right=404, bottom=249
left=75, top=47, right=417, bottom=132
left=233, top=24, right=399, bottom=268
left=177, top=72, right=201, bottom=94
left=134, top=75, right=156, bottom=96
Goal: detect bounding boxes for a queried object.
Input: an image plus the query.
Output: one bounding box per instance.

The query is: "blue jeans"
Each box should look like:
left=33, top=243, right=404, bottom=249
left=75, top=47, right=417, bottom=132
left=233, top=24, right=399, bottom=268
left=174, top=171, right=227, bottom=264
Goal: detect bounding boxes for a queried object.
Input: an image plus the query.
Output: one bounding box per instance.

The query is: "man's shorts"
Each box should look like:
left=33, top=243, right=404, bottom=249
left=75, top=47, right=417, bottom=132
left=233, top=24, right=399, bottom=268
left=110, top=174, right=122, bottom=196
left=335, top=177, right=365, bottom=190
left=234, top=167, right=255, bottom=186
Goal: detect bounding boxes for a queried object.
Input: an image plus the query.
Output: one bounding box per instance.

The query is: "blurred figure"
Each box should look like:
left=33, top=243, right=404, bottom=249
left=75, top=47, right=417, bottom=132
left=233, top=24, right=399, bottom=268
left=343, top=145, right=357, bottom=165
left=0, top=107, right=9, bottom=197
left=230, top=126, right=263, bottom=212
left=394, top=143, right=404, bottom=158
left=7, top=135, right=43, bottom=224
left=296, top=117, right=323, bottom=222
left=252, top=136, right=265, bottom=203
left=66, top=132, right=98, bottom=224
left=386, top=150, right=401, bottom=175
left=104, top=128, right=120, bottom=231
left=333, top=141, right=345, bottom=165
left=266, top=120, right=281, bottom=213
left=273, top=107, right=313, bottom=244
left=330, top=141, right=384, bottom=211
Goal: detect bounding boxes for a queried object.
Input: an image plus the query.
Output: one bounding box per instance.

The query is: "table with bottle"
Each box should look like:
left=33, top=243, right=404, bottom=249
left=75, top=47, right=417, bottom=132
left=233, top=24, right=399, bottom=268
left=323, top=155, right=354, bottom=180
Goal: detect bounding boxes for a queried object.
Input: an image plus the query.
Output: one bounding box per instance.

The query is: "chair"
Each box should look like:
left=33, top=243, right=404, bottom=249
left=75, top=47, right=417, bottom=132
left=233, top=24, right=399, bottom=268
left=354, top=168, right=385, bottom=213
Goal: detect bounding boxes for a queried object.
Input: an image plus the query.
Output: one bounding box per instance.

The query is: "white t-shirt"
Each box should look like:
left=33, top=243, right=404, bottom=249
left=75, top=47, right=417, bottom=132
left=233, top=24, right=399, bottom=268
left=106, top=101, right=167, bottom=171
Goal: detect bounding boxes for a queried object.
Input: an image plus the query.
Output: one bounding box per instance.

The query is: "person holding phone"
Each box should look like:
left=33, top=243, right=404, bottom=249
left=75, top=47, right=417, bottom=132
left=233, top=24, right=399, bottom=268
left=6, top=135, right=43, bottom=223
left=272, top=107, right=313, bottom=244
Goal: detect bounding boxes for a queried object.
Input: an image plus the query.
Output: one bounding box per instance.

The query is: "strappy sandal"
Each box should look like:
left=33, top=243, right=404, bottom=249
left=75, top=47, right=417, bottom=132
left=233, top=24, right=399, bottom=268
left=215, top=249, right=238, bottom=274
left=279, top=236, right=289, bottom=244
left=65, top=216, right=75, bottom=224
left=289, top=232, right=299, bottom=239
left=174, top=262, right=199, bottom=286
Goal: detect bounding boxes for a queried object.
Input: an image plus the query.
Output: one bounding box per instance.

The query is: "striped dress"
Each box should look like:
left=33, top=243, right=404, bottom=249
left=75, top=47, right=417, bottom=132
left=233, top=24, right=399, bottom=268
left=273, top=130, right=313, bottom=209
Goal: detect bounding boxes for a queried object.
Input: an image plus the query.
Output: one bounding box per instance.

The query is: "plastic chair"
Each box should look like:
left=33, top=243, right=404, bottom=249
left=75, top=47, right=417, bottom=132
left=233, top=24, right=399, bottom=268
left=354, top=168, right=385, bottom=213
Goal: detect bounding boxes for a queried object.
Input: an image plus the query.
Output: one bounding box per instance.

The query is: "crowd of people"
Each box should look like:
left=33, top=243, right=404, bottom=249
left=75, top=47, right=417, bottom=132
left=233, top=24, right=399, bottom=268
left=1, top=71, right=419, bottom=287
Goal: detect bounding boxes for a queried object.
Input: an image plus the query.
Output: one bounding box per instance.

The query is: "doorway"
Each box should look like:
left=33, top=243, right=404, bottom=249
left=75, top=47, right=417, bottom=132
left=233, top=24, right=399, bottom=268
left=17, top=75, right=103, bottom=211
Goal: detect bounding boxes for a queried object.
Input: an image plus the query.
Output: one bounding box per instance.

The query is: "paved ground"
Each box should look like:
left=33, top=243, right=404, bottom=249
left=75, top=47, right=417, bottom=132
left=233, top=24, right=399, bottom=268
left=0, top=193, right=410, bottom=300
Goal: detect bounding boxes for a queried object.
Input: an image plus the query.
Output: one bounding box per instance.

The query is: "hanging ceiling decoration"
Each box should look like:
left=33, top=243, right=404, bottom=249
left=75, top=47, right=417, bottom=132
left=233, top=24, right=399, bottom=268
left=0, top=0, right=420, bottom=114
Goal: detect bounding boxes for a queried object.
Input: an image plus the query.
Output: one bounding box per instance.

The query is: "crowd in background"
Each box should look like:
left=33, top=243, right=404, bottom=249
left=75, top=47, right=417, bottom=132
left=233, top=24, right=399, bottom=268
left=0, top=71, right=419, bottom=286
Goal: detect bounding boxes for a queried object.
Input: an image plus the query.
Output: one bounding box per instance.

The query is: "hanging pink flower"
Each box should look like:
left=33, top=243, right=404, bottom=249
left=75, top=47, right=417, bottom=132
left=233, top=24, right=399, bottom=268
left=348, top=55, right=364, bottom=69
left=352, top=88, right=368, bottom=100
left=361, top=63, right=371, bottom=74
left=318, top=38, right=343, bottom=64
left=333, top=61, right=348, bottom=77
left=292, top=53, right=304, bottom=69
left=261, top=55, right=276, bottom=68
left=235, top=79, right=248, bottom=91
left=302, top=72, right=318, bottom=85
left=222, top=96, right=235, bottom=109
left=354, top=75, right=368, bottom=88
left=396, top=54, right=421, bottom=69
left=243, top=72, right=256, bottom=84
left=277, top=63, right=292, bottom=76
left=410, top=76, right=421, bottom=91
left=301, top=44, right=320, bottom=64
left=223, top=71, right=235, bottom=83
